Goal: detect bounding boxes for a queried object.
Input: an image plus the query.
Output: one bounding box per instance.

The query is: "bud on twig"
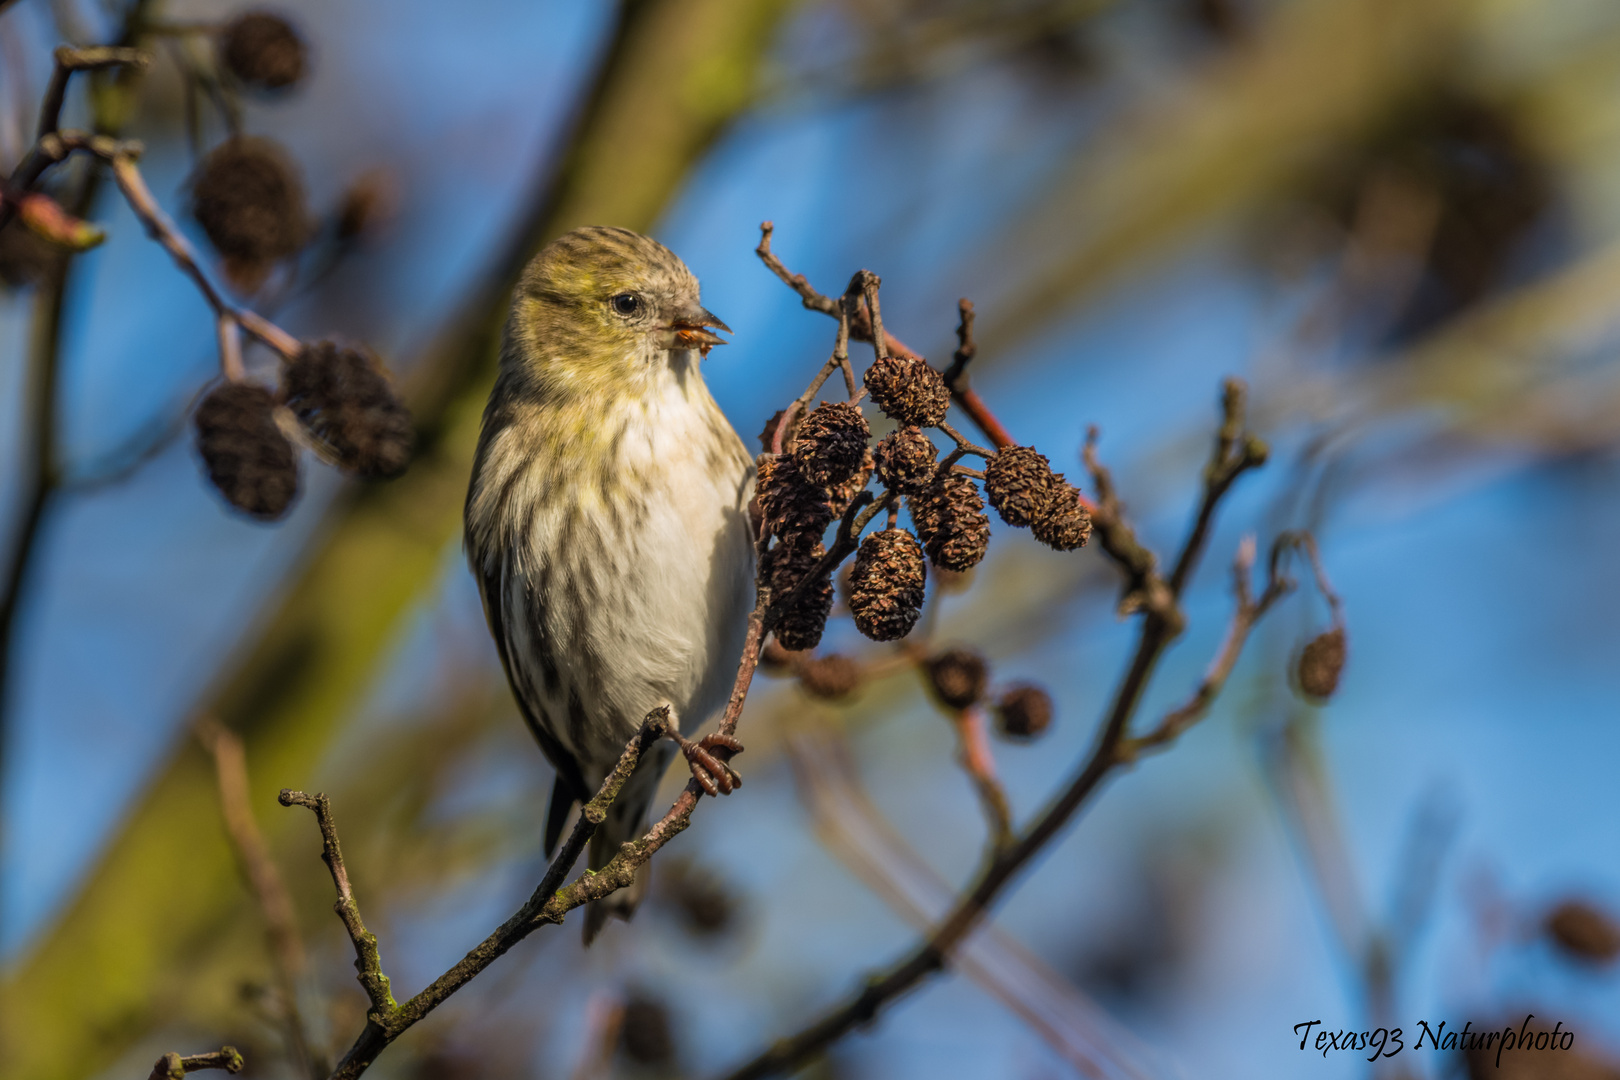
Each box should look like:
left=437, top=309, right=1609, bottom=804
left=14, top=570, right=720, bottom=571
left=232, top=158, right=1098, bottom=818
left=864, top=354, right=950, bottom=427
left=994, top=684, right=1053, bottom=740
left=926, top=648, right=989, bottom=710
left=194, top=383, right=299, bottom=520
left=848, top=528, right=927, bottom=641
left=873, top=426, right=938, bottom=495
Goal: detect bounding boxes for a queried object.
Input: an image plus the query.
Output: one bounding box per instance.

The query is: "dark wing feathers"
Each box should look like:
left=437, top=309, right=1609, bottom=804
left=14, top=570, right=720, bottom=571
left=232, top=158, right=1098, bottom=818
left=477, top=555, right=589, bottom=857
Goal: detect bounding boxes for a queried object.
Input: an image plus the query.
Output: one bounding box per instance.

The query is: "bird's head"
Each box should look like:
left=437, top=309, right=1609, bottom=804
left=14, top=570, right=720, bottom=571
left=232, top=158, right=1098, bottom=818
left=507, top=226, right=730, bottom=395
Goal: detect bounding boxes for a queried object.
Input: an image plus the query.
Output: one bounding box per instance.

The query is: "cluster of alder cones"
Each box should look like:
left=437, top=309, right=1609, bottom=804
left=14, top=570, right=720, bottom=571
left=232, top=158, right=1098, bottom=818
left=194, top=343, right=413, bottom=520
left=756, top=348, right=1092, bottom=649
left=178, top=12, right=411, bottom=520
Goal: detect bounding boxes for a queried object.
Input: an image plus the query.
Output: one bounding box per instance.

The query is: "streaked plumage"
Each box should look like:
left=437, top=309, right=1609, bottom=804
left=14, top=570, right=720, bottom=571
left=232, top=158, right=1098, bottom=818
left=465, top=226, right=755, bottom=941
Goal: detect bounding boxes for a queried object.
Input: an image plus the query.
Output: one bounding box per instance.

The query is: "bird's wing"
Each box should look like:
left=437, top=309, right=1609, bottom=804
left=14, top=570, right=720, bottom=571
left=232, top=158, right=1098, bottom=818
left=476, top=551, right=590, bottom=856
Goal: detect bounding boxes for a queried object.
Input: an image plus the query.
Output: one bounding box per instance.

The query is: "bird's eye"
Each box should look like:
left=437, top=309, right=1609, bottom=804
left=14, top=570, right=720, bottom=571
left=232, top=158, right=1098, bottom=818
left=610, top=293, right=642, bottom=317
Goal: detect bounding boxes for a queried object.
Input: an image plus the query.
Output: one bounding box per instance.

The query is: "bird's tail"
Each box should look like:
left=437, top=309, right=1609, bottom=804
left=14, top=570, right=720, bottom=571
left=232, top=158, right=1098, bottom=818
left=580, top=742, right=672, bottom=946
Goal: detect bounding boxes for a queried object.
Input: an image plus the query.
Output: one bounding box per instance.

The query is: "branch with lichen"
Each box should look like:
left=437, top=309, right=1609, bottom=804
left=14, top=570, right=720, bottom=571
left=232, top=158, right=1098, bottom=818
left=145, top=1047, right=244, bottom=1080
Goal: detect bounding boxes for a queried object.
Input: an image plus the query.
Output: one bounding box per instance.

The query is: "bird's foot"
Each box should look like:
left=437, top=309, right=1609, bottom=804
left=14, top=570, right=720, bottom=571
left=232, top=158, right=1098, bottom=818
left=678, top=732, right=744, bottom=796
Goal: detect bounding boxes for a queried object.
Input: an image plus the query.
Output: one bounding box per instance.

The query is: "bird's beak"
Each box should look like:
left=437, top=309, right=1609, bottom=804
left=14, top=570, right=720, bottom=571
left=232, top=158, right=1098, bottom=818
left=668, top=305, right=731, bottom=351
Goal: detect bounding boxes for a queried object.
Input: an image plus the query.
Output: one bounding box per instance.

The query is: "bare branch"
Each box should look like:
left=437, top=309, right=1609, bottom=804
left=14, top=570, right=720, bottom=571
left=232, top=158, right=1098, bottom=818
left=195, top=719, right=320, bottom=1079
left=37, top=45, right=149, bottom=139
left=146, top=1047, right=244, bottom=1080
left=277, top=790, right=396, bottom=1019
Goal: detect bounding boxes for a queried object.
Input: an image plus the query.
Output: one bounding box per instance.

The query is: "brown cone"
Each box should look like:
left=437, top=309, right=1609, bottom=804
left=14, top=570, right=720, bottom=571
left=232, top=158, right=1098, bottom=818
left=756, top=456, right=834, bottom=548
left=1031, top=480, right=1092, bottom=551
left=926, top=648, right=989, bottom=710
left=194, top=382, right=298, bottom=520
left=848, top=528, right=927, bottom=641
left=1297, top=627, right=1347, bottom=699
left=219, top=12, right=307, bottom=92
left=799, top=654, right=862, bottom=700
left=984, top=445, right=1057, bottom=528
left=873, top=426, right=938, bottom=495
left=909, top=475, right=990, bottom=572
left=792, top=401, right=870, bottom=486
left=994, top=685, right=1053, bottom=740
left=762, top=541, right=834, bottom=652
left=1545, top=900, right=1620, bottom=963
left=863, top=354, right=949, bottom=427
left=282, top=342, right=413, bottom=478
left=827, top=446, right=874, bottom=518
left=191, top=137, right=309, bottom=266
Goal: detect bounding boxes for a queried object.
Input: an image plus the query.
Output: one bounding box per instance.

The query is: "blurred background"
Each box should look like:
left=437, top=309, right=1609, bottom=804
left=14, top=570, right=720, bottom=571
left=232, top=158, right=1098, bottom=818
left=2, top=0, right=1619, bottom=1077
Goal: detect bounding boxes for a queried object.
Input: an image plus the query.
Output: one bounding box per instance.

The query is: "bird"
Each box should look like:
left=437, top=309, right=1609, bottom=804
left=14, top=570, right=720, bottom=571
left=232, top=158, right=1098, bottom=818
left=464, top=226, right=756, bottom=943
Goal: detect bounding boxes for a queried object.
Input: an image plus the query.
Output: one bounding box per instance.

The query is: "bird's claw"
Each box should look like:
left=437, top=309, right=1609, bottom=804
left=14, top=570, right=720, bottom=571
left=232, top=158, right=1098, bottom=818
left=681, top=732, right=744, bottom=796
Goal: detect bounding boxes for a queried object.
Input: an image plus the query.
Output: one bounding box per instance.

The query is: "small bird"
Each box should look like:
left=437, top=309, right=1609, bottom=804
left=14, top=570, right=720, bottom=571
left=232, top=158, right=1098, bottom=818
left=465, top=226, right=756, bottom=942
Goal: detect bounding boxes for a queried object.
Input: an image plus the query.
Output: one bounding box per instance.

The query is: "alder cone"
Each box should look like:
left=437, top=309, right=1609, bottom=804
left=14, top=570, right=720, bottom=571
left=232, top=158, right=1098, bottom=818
left=909, top=475, right=989, bottom=571
left=926, top=648, right=988, bottom=710
left=863, top=354, right=949, bottom=427
left=1296, top=627, right=1347, bottom=699
left=1031, top=480, right=1092, bottom=551
left=191, top=137, right=309, bottom=266
left=282, top=342, right=413, bottom=478
left=792, top=401, right=870, bottom=486
left=848, top=528, right=926, bottom=641
left=194, top=382, right=298, bottom=520
left=798, top=654, right=862, bottom=700
left=756, top=456, right=833, bottom=548
left=1545, top=900, right=1620, bottom=963
left=994, top=684, right=1053, bottom=740
left=827, top=446, right=875, bottom=518
left=762, top=541, right=834, bottom=652
left=873, top=426, right=938, bottom=495
left=219, top=12, right=307, bottom=91
left=984, top=445, right=1057, bottom=528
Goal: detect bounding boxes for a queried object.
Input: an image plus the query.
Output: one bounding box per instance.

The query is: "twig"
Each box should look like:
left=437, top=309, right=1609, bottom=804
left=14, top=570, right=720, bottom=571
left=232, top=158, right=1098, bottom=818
left=1083, top=428, right=1176, bottom=624
left=940, top=297, right=1018, bottom=451
left=1166, top=378, right=1269, bottom=597
left=753, top=224, right=1022, bottom=453
left=36, top=45, right=148, bottom=139
left=146, top=1048, right=244, bottom=1080
left=1120, top=533, right=1297, bottom=760
left=951, top=705, right=1012, bottom=847
left=311, top=709, right=674, bottom=1080
left=278, top=790, right=395, bottom=1020
left=195, top=718, right=321, bottom=1080
left=716, top=380, right=1280, bottom=1080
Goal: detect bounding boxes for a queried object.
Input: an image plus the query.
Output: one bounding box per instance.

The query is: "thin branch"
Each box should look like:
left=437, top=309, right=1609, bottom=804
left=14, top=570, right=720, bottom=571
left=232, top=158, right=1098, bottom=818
left=951, top=705, right=1012, bottom=848
left=1166, top=378, right=1269, bottom=597
left=1120, top=533, right=1298, bottom=760
left=313, top=709, right=674, bottom=1080
left=277, top=790, right=396, bottom=1019
left=753, top=224, right=1022, bottom=452
left=36, top=45, right=148, bottom=139
left=146, top=1048, right=244, bottom=1080
left=196, top=718, right=320, bottom=1080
